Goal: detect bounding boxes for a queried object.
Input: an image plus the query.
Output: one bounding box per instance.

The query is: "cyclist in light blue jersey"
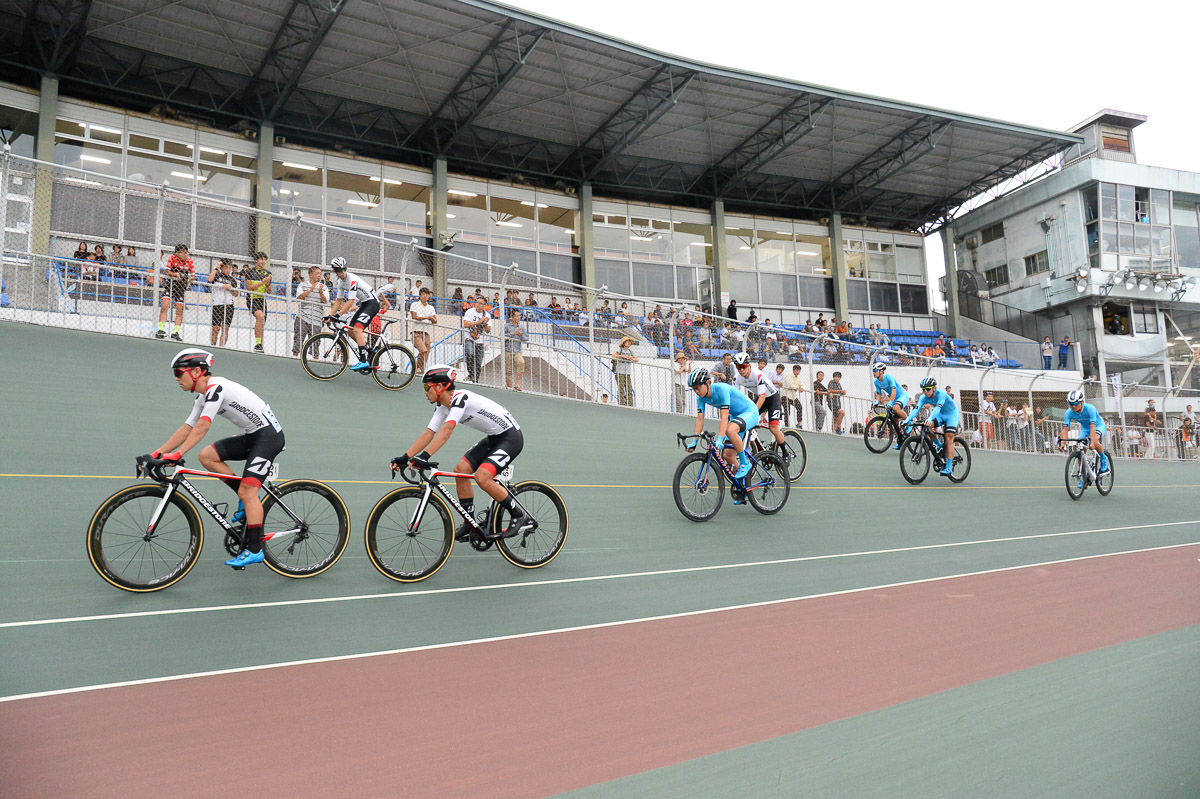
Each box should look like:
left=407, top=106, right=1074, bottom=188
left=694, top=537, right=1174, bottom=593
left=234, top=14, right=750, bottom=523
left=871, top=362, right=908, bottom=450
left=1058, top=389, right=1109, bottom=473
left=904, top=376, right=960, bottom=476
left=686, top=367, right=757, bottom=482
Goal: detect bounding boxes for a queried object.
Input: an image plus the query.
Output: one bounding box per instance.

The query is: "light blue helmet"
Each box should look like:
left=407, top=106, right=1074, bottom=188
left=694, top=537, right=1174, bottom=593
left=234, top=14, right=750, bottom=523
left=920, top=376, right=937, bottom=389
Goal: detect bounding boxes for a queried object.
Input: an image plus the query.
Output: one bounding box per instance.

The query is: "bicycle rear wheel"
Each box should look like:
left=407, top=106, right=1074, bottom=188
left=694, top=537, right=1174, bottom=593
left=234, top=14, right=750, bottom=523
left=1064, top=451, right=1086, bottom=500
left=899, top=437, right=930, bottom=484
left=492, top=480, right=568, bottom=568
left=1096, top=453, right=1115, bottom=496
left=778, top=428, right=807, bottom=482
left=672, top=452, right=725, bottom=522
left=301, top=333, right=348, bottom=380
left=863, top=416, right=894, bottom=454
left=746, top=451, right=790, bottom=515
left=371, top=344, right=417, bottom=391
left=261, top=480, right=350, bottom=578
left=365, top=487, right=454, bottom=582
left=947, top=437, right=971, bottom=483
left=87, top=484, right=203, bottom=592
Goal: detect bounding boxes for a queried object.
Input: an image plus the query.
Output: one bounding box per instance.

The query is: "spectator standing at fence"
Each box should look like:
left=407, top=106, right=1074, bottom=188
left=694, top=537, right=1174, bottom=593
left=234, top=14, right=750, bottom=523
left=827, top=371, right=847, bottom=434
left=1018, top=401, right=1033, bottom=451
left=712, top=352, right=736, bottom=384
left=156, top=244, right=194, bottom=342
left=408, top=286, right=438, bottom=373
left=72, top=241, right=89, bottom=263
left=450, top=286, right=465, bottom=317
left=979, top=391, right=997, bottom=447
left=673, top=352, right=692, bottom=414
left=1145, top=401, right=1161, bottom=457
left=782, top=364, right=805, bottom=428
left=462, top=295, right=490, bottom=383
left=209, top=259, right=240, bottom=348
left=1041, top=336, right=1053, bottom=370
left=770, top=363, right=786, bottom=397
left=1179, top=418, right=1196, bottom=459
left=1127, top=421, right=1143, bottom=457
left=612, top=335, right=637, bottom=407
left=291, top=265, right=327, bottom=357
left=1058, top=336, right=1071, bottom=369
left=812, top=371, right=828, bottom=432
left=243, top=251, right=272, bottom=354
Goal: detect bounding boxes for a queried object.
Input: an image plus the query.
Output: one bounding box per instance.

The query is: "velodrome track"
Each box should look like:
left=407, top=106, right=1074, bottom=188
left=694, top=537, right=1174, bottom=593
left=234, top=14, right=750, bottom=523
left=1, top=321, right=1198, bottom=797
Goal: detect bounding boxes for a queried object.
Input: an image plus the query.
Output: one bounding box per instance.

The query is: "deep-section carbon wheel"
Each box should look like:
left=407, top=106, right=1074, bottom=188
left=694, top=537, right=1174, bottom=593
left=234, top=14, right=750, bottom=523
left=492, top=480, right=568, bottom=568
left=371, top=344, right=417, bottom=391
left=365, top=487, right=454, bottom=582
left=87, top=484, right=203, bottom=592
left=301, top=333, right=348, bottom=381
left=261, top=479, right=350, bottom=577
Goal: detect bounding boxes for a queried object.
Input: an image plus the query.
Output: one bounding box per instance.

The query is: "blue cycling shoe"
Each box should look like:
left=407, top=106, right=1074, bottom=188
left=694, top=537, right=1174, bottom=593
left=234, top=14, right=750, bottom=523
left=225, top=549, right=265, bottom=568
left=735, top=458, right=752, bottom=479
left=350, top=360, right=372, bottom=372
left=892, top=442, right=902, bottom=451
left=1099, top=454, right=1111, bottom=474
left=939, top=464, right=954, bottom=477
left=231, top=500, right=245, bottom=526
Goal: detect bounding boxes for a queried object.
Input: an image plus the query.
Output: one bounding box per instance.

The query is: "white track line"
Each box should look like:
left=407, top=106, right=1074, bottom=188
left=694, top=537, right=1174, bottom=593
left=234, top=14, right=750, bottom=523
left=3, top=540, right=1197, bottom=704
left=2, top=519, right=1196, bottom=631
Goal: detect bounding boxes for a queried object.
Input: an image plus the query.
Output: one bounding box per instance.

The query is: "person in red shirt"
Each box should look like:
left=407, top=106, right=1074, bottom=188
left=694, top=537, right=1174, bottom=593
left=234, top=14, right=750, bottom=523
left=157, top=243, right=194, bottom=341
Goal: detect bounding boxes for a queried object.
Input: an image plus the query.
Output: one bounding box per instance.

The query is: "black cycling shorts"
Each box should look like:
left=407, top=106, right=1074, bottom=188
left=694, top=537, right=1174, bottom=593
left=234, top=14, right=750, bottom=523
left=247, top=296, right=266, bottom=315
left=212, top=426, right=286, bottom=488
left=211, top=304, right=234, bottom=327
left=761, top=391, right=783, bottom=425
left=351, top=298, right=380, bottom=330
left=462, top=427, right=523, bottom=477
left=162, top=276, right=188, bottom=304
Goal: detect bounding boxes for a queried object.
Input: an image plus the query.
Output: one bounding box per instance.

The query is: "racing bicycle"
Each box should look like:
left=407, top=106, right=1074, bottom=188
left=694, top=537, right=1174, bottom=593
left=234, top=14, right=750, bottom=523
left=1061, top=437, right=1115, bottom=500
left=364, top=460, right=568, bottom=582
left=898, top=422, right=971, bottom=484
left=300, top=317, right=417, bottom=390
left=87, top=455, right=350, bottom=592
left=748, top=423, right=808, bottom=483
left=672, top=430, right=790, bottom=521
left=864, top=404, right=908, bottom=453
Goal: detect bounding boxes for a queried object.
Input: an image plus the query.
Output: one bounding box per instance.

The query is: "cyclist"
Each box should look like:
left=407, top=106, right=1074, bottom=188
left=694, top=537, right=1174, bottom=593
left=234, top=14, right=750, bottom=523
left=871, top=362, right=909, bottom=450
left=732, top=352, right=786, bottom=454
left=390, top=364, right=531, bottom=542
left=148, top=348, right=286, bottom=568
left=1057, top=389, right=1110, bottom=474
left=686, top=367, right=757, bottom=500
left=326, top=256, right=380, bottom=372
left=903, top=376, right=959, bottom=477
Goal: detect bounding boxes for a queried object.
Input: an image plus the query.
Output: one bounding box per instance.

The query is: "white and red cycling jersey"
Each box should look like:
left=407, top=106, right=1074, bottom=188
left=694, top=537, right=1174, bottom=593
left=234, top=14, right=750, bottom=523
left=184, top=376, right=282, bottom=434
left=735, top=365, right=779, bottom=398
left=333, top=271, right=378, bottom=304
left=426, top=390, right=519, bottom=436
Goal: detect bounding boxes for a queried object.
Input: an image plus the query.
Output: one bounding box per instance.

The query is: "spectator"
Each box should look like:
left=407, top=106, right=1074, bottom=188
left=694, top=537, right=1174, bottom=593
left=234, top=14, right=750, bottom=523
left=292, top=264, right=327, bottom=357
left=600, top=393, right=610, bottom=404
left=612, top=335, right=637, bottom=406
left=462, top=295, right=490, bottom=382
left=156, top=243, right=194, bottom=341
left=712, top=352, right=736, bottom=384
left=409, top=286, right=437, bottom=373
left=1182, top=404, right=1197, bottom=427
left=503, top=309, right=525, bottom=391
left=770, top=363, right=785, bottom=396
left=1018, top=401, right=1033, bottom=451
left=1041, top=336, right=1053, bottom=370
left=828, top=371, right=846, bottom=434
left=763, top=321, right=779, bottom=356
left=1145, top=402, right=1161, bottom=457
left=726, top=298, right=738, bottom=321
left=1001, top=399, right=1017, bottom=450
left=980, top=391, right=997, bottom=447
left=1034, top=406, right=1047, bottom=452
left=525, top=292, right=537, bottom=308
left=812, top=370, right=828, bottom=432
left=243, top=251, right=272, bottom=353
left=91, top=243, right=108, bottom=265
left=209, top=259, right=240, bottom=348
left=986, top=345, right=999, bottom=365
left=450, top=286, right=465, bottom=317
left=290, top=267, right=302, bottom=294
left=1179, top=418, right=1196, bottom=459
left=548, top=296, right=563, bottom=318
left=72, top=241, right=89, bottom=262
left=673, top=352, right=692, bottom=414
left=814, top=313, right=826, bottom=332
left=1127, top=420, right=1143, bottom=457
left=782, top=364, right=805, bottom=428
left=1058, top=336, right=1071, bottom=369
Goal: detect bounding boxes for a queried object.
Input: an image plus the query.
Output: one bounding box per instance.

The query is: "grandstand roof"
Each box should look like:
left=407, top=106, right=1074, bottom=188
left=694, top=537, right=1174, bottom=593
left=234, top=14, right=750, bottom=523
left=0, top=0, right=1082, bottom=231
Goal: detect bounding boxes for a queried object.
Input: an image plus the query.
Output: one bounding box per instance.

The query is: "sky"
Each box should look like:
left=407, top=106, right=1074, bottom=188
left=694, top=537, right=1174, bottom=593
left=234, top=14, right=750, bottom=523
left=502, top=0, right=1199, bottom=310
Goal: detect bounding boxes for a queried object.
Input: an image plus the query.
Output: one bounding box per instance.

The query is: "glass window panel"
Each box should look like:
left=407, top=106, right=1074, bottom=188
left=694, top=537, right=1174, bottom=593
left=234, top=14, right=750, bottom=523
left=672, top=221, right=712, bottom=265
left=869, top=281, right=899, bottom=313
left=488, top=196, right=537, bottom=249
left=53, top=139, right=122, bottom=179
left=755, top=229, right=795, bottom=272
left=895, top=245, right=924, bottom=283
left=630, top=215, right=671, bottom=263
left=899, top=284, right=929, bottom=315
left=632, top=262, right=674, bottom=298
left=675, top=265, right=697, bottom=300
left=1173, top=199, right=1200, bottom=271
left=1134, top=225, right=1150, bottom=255
left=845, top=250, right=866, bottom=278
left=1118, top=222, right=1133, bottom=253
left=725, top=227, right=756, bottom=270
left=1086, top=223, right=1099, bottom=254
left=847, top=279, right=869, bottom=310
left=798, top=276, right=833, bottom=309
left=727, top=270, right=759, bottom=303
left=1152, top=190, right=1171, bottom=225
left=0, top=106, right=37, bottom=158
left=1100, top=183, right=1117, bottom=219
left=759, top=272, right=798, bottom=307
left=196, top=164, right=251, bottom=204
left=595, top=259, right=630, bottom=294
left=538, top=252, right=579, bottom=287
left=491, top=246, right=536, bottom=276
left=272, top=161, right=323, bottom=218
left=538, top=205, right=578, bottom=256
left=1082, top=185, right=1098, bottom=223
left=326, top=169, right=381, bottom=230
left=231, top=154, right=255, bottom=170
left=594, top=216, right=629, bottom=258
left=163, top=139, right=192, bottom=158
left=447, top=190, right=488, bottom=246
left=381, top=182, right=429, bottom=238
left=1117, top=185, right=1135, bottom=221
left=796, top=234, right=831, bottom=275
left=55, top=118, right=85, bottom=138
left=1153, top=226, right=1172, bottom=257
left=1101, top=220, right=1118, bottom=253
left=867, top=249, right=896, bottom=280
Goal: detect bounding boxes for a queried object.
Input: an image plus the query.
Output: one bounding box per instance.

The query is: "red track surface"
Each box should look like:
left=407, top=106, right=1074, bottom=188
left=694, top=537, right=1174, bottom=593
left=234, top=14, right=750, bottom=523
left=3, top=544, right=1198, bottom=798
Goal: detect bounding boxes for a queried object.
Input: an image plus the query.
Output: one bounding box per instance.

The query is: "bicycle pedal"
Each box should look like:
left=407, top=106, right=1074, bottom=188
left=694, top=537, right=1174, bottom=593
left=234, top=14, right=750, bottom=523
left=232, top=566, right=246, bottom=571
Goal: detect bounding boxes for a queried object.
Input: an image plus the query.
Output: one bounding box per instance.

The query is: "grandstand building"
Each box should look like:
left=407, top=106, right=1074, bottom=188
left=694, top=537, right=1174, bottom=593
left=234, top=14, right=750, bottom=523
left=0, top=0, right=1079, bottom=333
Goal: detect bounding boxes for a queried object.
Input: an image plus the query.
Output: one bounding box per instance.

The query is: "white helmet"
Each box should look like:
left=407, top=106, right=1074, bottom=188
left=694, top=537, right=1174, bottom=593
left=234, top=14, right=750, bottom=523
left=871, top=362, right=886, bottom=373
left=732, top=352, right=751, bottom=366
left=1067, top=389, right=1085, bottom=405
left=171, top=348, right=214, bottom=373
left=329, top=256, right=347, bottom=272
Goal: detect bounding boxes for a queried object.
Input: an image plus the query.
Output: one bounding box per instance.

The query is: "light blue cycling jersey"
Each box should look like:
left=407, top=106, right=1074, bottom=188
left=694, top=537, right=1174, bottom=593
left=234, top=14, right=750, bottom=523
left=698, top=381, right=760, bottom=431
left=873, top=373, right=908, bottom=407
left=1064, top=402, right=1106, bottom=435
left=905, top=388, right=959, bottom=429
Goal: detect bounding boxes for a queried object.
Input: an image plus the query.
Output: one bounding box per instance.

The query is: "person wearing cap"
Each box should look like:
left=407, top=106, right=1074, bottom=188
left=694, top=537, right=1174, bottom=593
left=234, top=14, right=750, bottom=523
left=980, top=391, right=997, bottom=448
left=673, top=351, right=692, bottom=414
left=612, top=335, right=638, bottom=406
left=156, top=243, right=194, bottom=341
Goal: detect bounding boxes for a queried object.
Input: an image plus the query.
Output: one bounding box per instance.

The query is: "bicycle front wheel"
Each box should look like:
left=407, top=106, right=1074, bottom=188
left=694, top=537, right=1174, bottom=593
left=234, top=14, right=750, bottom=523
left=899, top=437, right=931, bottom=484
left=779, top=428, right=808, bottom=482
left=493, top=480, right=568, bottom=568
left=372, top=344, right=417, bottom=391
left=365, top=487, right=454, bottom=582
left=87, top=484, right=204, bottom=592
left=863, top=416, right=894, bottom=454
left=261, top=479, right=350, bottom=578
left=1065, top=450, right=1086, bottom=500
left=1096, top=453, right=1115, bottom=496
left=672, top=452, right=725, bottom=522
left=746, top=451, right=790, bottom=515
left=947, top=437, right=971, bottom=483
left=301, top=333, right=349, bottom=380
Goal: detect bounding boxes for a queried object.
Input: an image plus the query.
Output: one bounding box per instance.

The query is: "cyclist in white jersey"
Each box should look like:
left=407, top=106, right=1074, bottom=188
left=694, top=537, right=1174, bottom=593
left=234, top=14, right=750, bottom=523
left=390, top=364, right=532, bottom=542
left=732, top=352, right=786, bottom=450
left=326, top=256, right=380, bottom=372
left=148, top=348, right=286, bottom=568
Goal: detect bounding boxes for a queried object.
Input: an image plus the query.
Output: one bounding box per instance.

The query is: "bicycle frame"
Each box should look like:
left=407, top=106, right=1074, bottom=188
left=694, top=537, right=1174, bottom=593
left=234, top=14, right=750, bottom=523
left=325, top=317, right=399, bottom=353
left=400, top=466, right=529, bottom=540
left=681, top=433, right=771, bottom=495
left=143, top=465, right=304, bottom=544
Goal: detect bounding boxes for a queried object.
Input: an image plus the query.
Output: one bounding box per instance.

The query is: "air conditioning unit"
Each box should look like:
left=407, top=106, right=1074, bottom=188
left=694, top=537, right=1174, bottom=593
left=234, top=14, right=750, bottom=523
left=964, top=236, right=979, bottom=250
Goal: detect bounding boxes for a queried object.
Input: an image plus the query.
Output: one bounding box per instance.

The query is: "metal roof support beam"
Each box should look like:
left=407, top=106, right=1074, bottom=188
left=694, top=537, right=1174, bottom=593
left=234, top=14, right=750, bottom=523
left=18, top=0, right=93, bottom=76
left=692, top=95, right=833, bottom=196
left=557, top=64, right=698, bottom=180
left=240, top=0, right=347, bottom=122
left=411, top=19, right=548, bottom=153
left=817, top=116, right=952, bottom=211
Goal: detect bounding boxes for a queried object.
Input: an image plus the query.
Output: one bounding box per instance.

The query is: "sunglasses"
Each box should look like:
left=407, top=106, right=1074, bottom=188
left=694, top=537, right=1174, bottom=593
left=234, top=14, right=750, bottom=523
left=173, top=368, right=190, bottom=378
left=1069, top=401, right=1083, bottom=407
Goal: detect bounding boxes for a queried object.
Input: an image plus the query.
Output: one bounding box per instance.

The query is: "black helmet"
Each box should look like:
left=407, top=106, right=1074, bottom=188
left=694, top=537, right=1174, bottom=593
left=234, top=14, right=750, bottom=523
left=422, top=364, right=458, bottom=387
left=171, top=348, right=213, bottom=374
